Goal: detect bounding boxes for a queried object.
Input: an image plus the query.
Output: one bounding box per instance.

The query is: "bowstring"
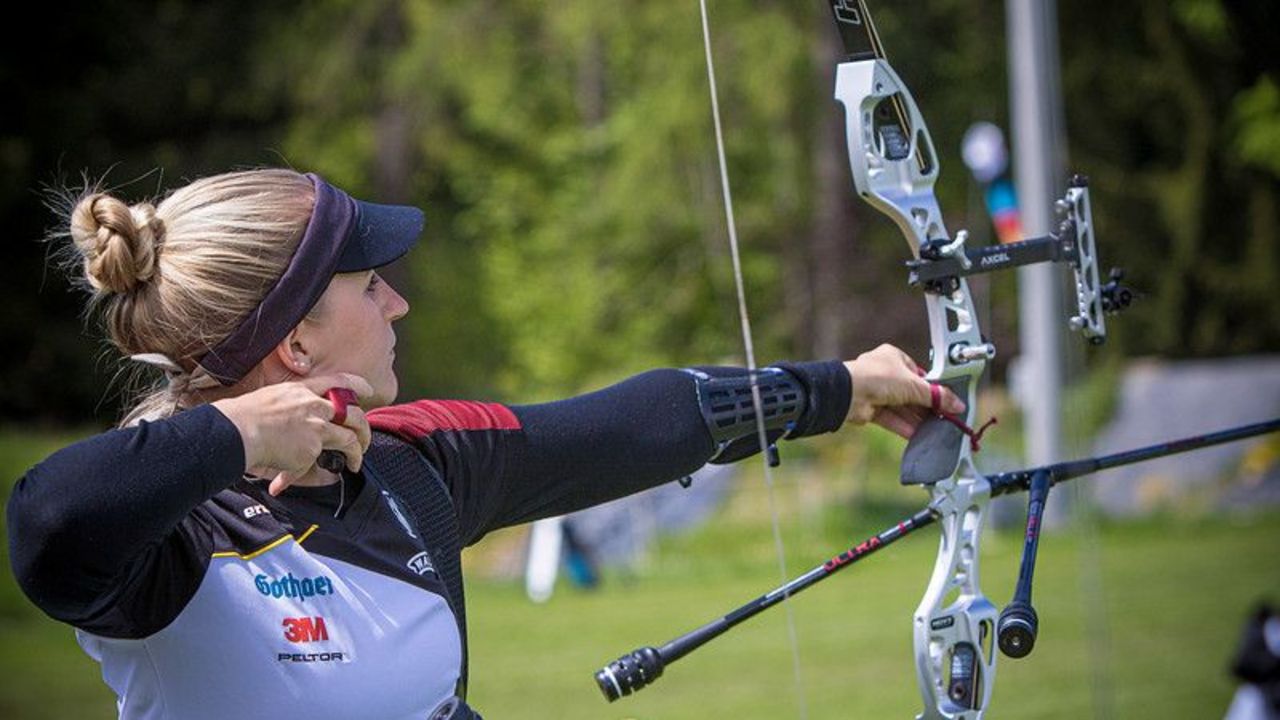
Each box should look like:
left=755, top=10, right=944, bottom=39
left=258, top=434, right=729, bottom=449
left=698, top=2, right=808, bottom=718
left=1063, top=325, right=1116, bottom=718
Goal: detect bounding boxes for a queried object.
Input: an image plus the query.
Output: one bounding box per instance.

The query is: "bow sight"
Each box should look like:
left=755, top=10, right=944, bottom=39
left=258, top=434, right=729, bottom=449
left=906, top=175, right=1134, bottom=346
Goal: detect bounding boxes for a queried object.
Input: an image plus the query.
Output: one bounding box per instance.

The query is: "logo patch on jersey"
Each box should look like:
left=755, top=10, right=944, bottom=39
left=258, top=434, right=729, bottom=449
left=407, top=551, right=435, bottom=576
left=283, top=616, right=330, bottom=643
left=255, top=572, right=334, bottom=601
left=243, top=504, right=270, bottom=519
left=381, top=491, right=419, bottom=539
left=277, top=652, right=347, bottom=663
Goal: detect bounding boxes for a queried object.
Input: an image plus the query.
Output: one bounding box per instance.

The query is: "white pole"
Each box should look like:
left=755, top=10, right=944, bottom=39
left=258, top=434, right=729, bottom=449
left=1007, top=0, right=1065, bottom=467
left=1006, top=7, right=1114, bottom=716
left=525, top=516, right=564, bottom=603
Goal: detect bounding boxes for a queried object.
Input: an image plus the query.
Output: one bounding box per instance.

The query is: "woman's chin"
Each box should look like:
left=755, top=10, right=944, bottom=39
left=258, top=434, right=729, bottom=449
left=372, top=377, right=399, bottom=408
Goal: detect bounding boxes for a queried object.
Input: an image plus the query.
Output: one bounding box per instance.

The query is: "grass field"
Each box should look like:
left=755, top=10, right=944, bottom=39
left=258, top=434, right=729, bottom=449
left=2, top=427, right=1278, bottom=719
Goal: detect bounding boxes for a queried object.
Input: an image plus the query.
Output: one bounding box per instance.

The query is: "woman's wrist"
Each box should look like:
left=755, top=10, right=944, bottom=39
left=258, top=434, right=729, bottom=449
left=211, top=396, right=260, bottom=472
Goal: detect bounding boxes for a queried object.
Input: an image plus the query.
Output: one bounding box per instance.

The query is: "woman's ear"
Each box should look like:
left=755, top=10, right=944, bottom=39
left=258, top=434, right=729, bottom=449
left=273, top=279, right=332, bottom=377
left=272, top=329, right=312, bottom=376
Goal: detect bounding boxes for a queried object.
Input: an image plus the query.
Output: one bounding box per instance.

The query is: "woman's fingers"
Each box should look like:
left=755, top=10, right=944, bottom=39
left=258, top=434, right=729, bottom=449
left=268, top=471, right=295, bottom=497
left=928, top=383, right=966, bottom=416
left=311, top=372, right=373, bottom=453
left=300, top=373, right=372, bottom=472
left=319, top=418, right=366, bottom=473
left=267, top=419, right=364, bottom=496
left=211, top=372, right=374, bottom=478
left=872, top=406, right=917, bottom=440
left=909, top=375, right=967, bottom=416
left=338, top=405, right=372, bottom=453
left=845, top=344, right=967, bottom=427
left=301, top=372, right=375, bottom=404
left=873, top=405, right=934, bottom=440
left=895, top=346, right=922, bottom=374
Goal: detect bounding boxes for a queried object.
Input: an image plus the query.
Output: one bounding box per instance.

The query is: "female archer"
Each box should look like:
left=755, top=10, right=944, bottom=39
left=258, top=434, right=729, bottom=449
left=6, top=167, right=961, bottom=719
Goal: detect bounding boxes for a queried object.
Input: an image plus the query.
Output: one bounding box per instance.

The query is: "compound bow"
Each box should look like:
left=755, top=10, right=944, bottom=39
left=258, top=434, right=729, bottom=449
left=593, top=2, right=1280, bottom=718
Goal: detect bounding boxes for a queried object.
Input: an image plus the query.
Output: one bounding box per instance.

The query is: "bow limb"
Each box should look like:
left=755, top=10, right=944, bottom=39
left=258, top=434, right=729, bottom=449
left=830, top=3, right=997, bottom=717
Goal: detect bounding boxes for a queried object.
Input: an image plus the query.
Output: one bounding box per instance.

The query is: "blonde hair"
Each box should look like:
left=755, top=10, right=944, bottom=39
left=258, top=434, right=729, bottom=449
left=54, top=168, right=316, bottom=427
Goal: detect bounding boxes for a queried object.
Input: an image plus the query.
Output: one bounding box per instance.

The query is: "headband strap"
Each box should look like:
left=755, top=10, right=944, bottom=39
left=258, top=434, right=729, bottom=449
left=196, top=174, right=356, bottom=385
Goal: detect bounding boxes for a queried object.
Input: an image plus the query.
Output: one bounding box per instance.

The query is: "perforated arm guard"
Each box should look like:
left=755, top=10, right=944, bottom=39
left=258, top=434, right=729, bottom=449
left=682, top=367, right=805, bottom=463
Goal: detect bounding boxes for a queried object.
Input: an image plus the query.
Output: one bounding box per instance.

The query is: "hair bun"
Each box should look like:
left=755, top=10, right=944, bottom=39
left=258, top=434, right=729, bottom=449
left=70, top=193, right=164, bottom=294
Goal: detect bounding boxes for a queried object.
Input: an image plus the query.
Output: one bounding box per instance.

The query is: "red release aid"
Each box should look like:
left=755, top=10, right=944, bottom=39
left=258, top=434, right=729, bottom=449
left=326, top=387, right=358, bottom=425
left=317, top=387, right=359, bottom=473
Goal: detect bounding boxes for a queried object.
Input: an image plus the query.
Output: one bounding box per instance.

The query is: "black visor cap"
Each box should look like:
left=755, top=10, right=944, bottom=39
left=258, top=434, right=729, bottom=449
left=337, top=200, right=426, bottom=272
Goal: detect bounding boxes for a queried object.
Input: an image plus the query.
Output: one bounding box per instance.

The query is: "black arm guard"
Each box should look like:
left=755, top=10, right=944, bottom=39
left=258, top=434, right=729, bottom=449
left=682, top=367, right=804, bottom=463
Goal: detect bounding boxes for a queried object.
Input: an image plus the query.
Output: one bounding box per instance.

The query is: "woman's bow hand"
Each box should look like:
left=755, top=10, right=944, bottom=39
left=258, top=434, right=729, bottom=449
left=844, top=344, right=965, bottom=439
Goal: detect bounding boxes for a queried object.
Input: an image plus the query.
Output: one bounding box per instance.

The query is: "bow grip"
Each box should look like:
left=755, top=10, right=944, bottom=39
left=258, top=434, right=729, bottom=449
left=901, top=379, right=968, bottom=485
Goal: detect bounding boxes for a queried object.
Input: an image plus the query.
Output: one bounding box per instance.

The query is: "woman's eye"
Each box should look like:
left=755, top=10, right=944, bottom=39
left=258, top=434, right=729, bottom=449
left=366, top=274, right=381, bottom=291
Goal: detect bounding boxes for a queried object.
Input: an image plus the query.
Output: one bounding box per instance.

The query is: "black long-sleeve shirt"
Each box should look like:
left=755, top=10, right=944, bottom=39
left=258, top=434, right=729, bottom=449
left=7, top=363, right=850, bottom=719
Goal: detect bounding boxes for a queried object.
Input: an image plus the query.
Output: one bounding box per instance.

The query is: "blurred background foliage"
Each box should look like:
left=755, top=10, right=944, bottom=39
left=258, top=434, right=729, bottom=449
left=2, top=0, right=1277, bottom=424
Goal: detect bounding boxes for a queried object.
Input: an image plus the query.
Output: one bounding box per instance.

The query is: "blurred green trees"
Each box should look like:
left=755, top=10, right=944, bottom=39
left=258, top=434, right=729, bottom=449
left=4, top=0, right=1277, bottom=423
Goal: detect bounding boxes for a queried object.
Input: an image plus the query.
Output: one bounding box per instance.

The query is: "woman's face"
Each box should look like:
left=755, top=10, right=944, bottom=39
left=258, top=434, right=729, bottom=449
left=300, top=269, right=409, bottom=407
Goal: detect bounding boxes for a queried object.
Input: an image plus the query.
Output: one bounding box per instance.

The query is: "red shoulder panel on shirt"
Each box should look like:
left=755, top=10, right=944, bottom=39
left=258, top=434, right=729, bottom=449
left=368, top=400, right=521, bottom=441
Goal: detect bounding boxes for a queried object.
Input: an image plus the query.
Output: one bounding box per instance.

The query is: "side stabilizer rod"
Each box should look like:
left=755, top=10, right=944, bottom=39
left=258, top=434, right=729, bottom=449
left=595, top=510, right=936, bottom=700
left=594, top=416, right=1280, bottom=701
